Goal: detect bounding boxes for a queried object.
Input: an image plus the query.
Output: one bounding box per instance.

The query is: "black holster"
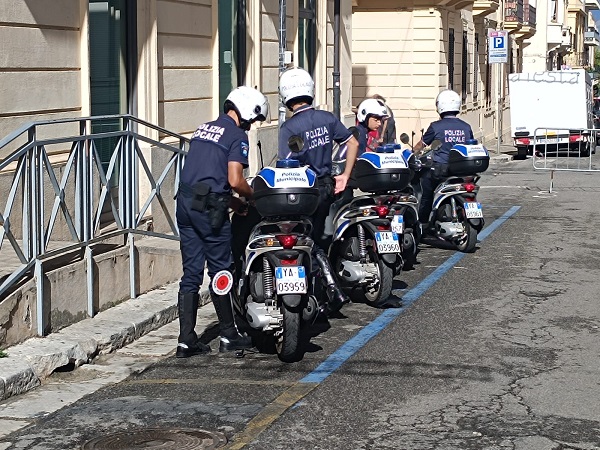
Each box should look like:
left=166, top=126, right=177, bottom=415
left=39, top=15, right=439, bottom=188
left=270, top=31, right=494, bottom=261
left=190, top=182, right=211, bottom=212
left=432, top=163, right=449, bottom=178
left=207, top=193, right=231, bottom=230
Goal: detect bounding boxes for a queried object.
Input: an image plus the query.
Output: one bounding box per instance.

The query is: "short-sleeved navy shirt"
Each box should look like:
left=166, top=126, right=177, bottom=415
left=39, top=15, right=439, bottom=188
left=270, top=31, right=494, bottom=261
left=422, top=117, right=474, bottom=164
left=278, top=106, right=353, bottom=178
left=181, top=114, right=249, bottom=194
left=356, top=123, right=369, bottom=156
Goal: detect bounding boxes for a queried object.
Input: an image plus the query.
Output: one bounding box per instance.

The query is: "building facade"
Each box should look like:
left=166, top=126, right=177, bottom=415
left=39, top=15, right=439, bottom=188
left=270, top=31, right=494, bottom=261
left=0, top=0, right=355, bottom=171
left=351, top=0, right=527, bottom=146
left=522, top=0, right=598, bottom=72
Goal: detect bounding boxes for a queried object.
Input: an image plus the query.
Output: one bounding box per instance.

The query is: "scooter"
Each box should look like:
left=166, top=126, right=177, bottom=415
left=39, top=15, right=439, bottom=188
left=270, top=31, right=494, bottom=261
left=414, top=139, right=489, bottom=253
left=231, top=139, right=324, bottom=363
left=328, top=143, right=415, bottom=305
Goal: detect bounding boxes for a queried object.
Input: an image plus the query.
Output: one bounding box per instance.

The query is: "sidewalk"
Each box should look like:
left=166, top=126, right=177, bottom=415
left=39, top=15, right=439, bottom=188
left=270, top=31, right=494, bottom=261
left=0, top=280, right=211, bottom=402
left=483, top=138, right=517, bottom=163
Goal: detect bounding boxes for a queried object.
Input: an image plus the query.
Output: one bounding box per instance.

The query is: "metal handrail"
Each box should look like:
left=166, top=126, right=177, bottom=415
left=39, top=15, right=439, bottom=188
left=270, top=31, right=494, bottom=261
left=0, top=115, right=190, bottom=335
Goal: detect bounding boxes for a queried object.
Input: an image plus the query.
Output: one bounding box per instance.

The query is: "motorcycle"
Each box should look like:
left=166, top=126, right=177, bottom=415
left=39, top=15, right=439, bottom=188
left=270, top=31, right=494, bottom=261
left=231, top=142, right=324, bottom=362
left=414, top=139, right=489, bottom=253
left=328, top=143, right=417, bottom=305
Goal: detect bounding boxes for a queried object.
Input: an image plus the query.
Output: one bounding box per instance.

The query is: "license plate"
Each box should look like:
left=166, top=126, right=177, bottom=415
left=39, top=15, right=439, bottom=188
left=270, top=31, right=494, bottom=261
left=375, top=231, right=401, bottom=254
left=275, top=266, right=307, bottom=294
left=464, top=202, right=483, bottom=219
left=536, top=138, right=559, bottom=144
left=391, top=215, right=404, bottom=234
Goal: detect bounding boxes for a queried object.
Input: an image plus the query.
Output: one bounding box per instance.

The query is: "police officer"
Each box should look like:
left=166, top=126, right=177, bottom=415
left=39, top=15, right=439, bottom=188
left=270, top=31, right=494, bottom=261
left=176, top=86, right=270, bottom=358
left=413, top=89, right=474, bottom=230
left=355, top=98, right=390, bottom=155
left=278, top=67, right=359, bottom=313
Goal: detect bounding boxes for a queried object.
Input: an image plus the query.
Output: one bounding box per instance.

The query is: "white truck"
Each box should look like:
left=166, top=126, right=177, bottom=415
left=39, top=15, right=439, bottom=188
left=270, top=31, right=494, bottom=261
left=508, top=69, right=594, bottom=158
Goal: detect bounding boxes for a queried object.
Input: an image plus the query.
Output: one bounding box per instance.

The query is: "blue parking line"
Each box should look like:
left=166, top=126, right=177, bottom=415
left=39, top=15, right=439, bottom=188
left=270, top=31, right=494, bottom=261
left=300, top=205, right=521, bottom=384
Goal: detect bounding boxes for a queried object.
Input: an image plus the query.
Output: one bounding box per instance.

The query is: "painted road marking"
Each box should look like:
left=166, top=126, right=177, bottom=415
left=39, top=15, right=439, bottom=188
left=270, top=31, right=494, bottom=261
left=225, top=205, right=521, bottom=449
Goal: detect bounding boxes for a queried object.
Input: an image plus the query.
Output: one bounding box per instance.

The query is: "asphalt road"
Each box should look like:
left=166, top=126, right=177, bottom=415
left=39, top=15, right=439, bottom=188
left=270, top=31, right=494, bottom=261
left=1, top=157, right=600, bottom=450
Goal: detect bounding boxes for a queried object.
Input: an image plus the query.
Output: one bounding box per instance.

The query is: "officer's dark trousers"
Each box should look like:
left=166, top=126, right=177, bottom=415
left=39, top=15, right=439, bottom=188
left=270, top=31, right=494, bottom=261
left=176, top=198, right=232, bottom=345
left=310, top=178, right=338, bottom=288
left=418, top=168, right=444, bottom=224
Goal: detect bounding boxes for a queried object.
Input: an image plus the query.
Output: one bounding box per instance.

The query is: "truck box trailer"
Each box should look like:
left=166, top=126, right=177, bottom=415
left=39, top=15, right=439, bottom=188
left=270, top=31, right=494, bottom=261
left=508, top=69, right=594, bottom=157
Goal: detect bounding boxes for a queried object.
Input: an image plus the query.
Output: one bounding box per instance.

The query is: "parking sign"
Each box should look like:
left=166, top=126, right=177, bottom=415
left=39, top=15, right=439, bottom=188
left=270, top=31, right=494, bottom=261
left=488, top=30, right=508, bottom=64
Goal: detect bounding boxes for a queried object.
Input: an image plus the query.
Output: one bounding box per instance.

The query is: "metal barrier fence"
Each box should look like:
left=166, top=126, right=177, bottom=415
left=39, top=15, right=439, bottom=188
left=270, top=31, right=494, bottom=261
left=531, top=127, right=599, bottom=191
left=0, top=115, right=189, bottom=335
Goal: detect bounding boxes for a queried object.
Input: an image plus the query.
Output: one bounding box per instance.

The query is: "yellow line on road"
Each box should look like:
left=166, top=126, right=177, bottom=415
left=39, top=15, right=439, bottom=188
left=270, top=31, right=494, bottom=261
left=223, top=382, right=319, bottom=450
left=121, top=378, right=294, bottom=387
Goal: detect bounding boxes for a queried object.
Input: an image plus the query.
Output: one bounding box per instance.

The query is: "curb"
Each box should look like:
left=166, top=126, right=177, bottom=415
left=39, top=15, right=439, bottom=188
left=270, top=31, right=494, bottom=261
left=0, top=281, right=211, bottom=402
left=489, top=154, right=513, bottom=163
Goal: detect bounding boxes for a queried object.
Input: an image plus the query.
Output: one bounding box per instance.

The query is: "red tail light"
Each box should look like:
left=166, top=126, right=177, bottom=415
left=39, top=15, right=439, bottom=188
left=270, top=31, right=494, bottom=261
left=463, top=183, right=476, bottom=193
left=372, top=205, right=390, bottom=218
left=569, top=134, right=582, bottom=143
left=515, top=137, right=530, bottom=146
left=281, top=259, right=298, bottom=265
left=276, top=234, right=298, bottom=249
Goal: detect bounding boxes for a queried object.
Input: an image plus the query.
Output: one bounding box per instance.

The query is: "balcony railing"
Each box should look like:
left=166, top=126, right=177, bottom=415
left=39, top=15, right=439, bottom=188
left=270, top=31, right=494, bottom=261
left=523, top=2, right=536, bottom=26
left=564, top=51, right=589, bottom=67
left=505, top=0, right=524, bottom=22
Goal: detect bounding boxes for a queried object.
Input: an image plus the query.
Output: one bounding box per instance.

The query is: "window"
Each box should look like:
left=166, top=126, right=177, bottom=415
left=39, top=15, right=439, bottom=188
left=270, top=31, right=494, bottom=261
left=218, top=1, right=247, bottom=109
left=474, top=33, right=479, bottom=100
left=448, top=28, right=455, bottom=90
left=298, top=0, right=317, bottom=76
left=462, top=31, right=468, bottom=101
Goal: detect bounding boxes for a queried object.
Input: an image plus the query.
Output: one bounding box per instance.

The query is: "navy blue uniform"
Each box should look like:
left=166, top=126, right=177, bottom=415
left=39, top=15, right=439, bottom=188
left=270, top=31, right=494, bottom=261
left=278, top=106, right=352, bottom=249
left=176, top=114, right=248, bottom=344
left=419, top=116, right=474, bottom=224
left=278, top=105, right=352, bottom=178
left=356, top=123, right=369, bottom=156
left=422, top=117, right=474, bottom=164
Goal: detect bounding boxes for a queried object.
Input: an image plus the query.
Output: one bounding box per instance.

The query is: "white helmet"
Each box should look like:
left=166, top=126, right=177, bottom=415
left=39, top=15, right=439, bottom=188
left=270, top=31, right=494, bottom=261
left=225, top=86, right=270, bottom=126
left=436, top=89, right=461, bottom=115
left=279, top=68, right=315, bottom=108
left=356, top=98, right=389, bottom=123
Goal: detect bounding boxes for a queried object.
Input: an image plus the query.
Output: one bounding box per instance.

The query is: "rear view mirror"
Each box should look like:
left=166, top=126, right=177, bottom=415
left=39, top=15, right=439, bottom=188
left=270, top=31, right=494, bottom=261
left=400, top=133, right=410, bottom=145
left=287, top=135, right=304, bottom=153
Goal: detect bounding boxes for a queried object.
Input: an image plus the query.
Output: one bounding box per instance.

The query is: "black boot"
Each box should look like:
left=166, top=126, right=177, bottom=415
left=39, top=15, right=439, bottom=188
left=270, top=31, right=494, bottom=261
left=314, top=249, right=350, bottom=314
left=211, top=291, right=253, bottom=352
left=176, top=292, right=211, bottom=358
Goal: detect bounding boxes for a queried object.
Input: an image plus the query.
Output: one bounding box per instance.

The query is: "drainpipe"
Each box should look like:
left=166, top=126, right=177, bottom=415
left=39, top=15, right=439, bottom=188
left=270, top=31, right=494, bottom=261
left=278, top=0, right=287, bottom=126
left=333, top=0, right=341, bottom=119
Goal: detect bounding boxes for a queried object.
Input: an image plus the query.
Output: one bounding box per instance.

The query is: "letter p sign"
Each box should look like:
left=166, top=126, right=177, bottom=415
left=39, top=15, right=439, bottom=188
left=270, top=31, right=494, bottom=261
left=493, top=36, right=505, bottom=49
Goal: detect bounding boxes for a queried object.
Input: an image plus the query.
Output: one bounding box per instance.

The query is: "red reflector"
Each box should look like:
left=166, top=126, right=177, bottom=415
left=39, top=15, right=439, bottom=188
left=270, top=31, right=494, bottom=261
left=376, top=225, right=389, bottom=231
left=276, top=234, right=298, bottom=249
left=281, top=259, right=298, bottom=265
left=569, top=135, right=582, bottom=143
left=516, top=137, right=530, bottom=146
left=463, top=183, right=476, bottom=193
left=372, top=205, right=390, bottom=218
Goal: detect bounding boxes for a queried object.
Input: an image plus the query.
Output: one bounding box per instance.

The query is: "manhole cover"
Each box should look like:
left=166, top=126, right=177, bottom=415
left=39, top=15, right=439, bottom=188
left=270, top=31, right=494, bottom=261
left=81, top=428, right=227, bottom=449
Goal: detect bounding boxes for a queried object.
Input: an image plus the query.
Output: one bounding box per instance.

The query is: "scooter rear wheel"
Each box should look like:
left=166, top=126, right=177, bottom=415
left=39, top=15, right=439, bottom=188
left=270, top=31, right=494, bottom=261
left=351, top=256, right=394, bottom=306
left=276, top=301, right=301, bottom=363
left=456, top=221, right=477, bottom=253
